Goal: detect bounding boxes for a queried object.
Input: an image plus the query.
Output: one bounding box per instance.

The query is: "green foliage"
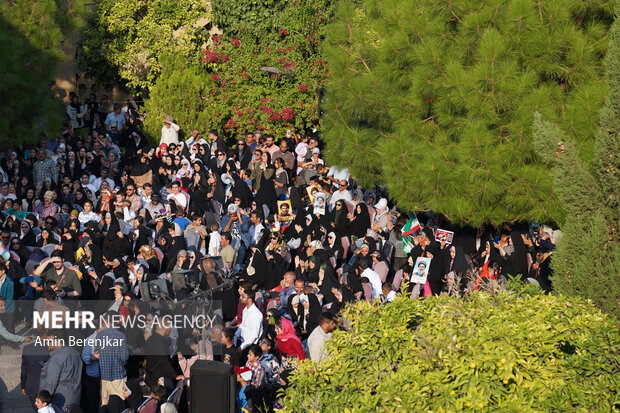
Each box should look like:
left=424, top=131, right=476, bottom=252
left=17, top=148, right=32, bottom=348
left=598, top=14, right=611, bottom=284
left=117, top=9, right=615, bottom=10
left=281, top=289, right=620, bottom=412
left=0, top=0, right=87, bottom=146
left=321, top=0, right=614, bottom=225
left=142, top=54, right=217, bottom=139
left=532, top=5, right=620, bottom=319
left=142, top=0, right=333, bottom=141
left=78, top=0, right=211, bottom=92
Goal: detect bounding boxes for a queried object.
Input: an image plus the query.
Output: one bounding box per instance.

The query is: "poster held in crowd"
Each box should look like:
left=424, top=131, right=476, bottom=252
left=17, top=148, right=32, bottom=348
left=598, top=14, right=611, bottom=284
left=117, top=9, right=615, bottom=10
left=278, top=200, right=293, bottom=224
left=314, top=192, right=326, bottom=215
left=411, top=257, right=431, bottom=284
left=306, top=185, right=319, bottom=204
left=435, top=229, right=454, bottom=244
left=402, top=214, right=421, bottom=254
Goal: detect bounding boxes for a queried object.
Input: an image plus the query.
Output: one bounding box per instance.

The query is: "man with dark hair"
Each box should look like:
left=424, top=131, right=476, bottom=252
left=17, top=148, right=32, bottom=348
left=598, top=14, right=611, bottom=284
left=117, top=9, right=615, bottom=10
left=235, top=291, right=262, bottom=350
left=308, top=312, right=337, bottom=361
left=209, top=129, right=226, bottom=156
left=33, top=251, right=81, bottom=299
left=249, top=210, right=265, bottom=247
left=219, top=232, right=235, bottom=270
left=39, top=333, right=82, bottom=411
left=221, top=327, right=241, bottom=367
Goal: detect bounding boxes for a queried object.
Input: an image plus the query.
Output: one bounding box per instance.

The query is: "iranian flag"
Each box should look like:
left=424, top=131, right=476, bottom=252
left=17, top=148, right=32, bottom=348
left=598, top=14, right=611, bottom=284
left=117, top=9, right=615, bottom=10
left=402, top=214, right=421, bottom=254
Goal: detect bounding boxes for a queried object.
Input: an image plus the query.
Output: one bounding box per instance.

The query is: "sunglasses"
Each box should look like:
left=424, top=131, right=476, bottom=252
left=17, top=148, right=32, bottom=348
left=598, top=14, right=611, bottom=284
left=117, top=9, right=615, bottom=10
left=1, top=236, right=9, bottom=240
left=217, top=153, right=225, bottom=157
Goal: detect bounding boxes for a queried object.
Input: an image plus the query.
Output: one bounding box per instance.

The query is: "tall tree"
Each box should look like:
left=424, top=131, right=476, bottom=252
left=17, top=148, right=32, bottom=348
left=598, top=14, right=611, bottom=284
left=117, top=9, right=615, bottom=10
left=321, top=0, right=614, bottom=225
left=533, top=5, right=620, bottom=318
left=0, top=0, right=87, bottom=146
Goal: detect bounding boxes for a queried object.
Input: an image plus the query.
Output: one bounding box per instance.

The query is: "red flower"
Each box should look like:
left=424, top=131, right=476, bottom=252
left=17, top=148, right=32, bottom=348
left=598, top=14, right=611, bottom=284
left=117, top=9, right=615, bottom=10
left=211, top=73, right=219, bottom=82
left=231, top=39, right=240, bottom=48
left=212, top=34, right=220, bottom=44
left=280, top=29, right=287, bottom=36
left=297, top=84, right=308, bottom=91
left=203, top=49, right=220, bottom=64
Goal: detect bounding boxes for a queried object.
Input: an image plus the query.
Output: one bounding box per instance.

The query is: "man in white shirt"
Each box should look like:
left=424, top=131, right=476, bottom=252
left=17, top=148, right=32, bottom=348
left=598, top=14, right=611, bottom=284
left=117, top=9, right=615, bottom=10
left=235, top=291, right=263, bottom=350
left=249, top=210, right=265, bottom=247
left=166, top=181, right=187, bottom=211
left=327, top=166, right=350, bottom=187
left=80, top=173, right=97, bottom=195
left=328, top=179, right=353, bottom=210
left=160, top=115, right=180, bottom=145
left=308, top=312, right=337, bottom=361
left=92, top=168, right=115, bottom=193
left=359, top=257, right=382, bottom=300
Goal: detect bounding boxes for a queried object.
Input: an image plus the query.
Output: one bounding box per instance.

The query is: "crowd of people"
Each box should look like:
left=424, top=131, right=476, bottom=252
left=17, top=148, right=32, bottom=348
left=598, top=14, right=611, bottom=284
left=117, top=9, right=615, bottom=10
left=0, top=94, right=558, bottom=412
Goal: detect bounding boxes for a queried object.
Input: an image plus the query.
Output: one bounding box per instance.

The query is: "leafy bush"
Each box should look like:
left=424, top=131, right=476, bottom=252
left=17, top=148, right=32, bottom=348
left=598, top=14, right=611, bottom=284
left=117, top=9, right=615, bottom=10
left=141, top=0, right=333, bottom=141
left=78, top=0, right=211, bottom=92
left=280, top=285, right=620, bottom=411
left=320, top=0, right=614, bottom=225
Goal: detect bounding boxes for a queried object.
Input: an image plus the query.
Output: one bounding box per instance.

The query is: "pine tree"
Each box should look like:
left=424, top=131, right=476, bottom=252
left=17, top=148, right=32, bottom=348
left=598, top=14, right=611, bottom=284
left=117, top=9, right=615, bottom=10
left=321, top=0, right=614, bottom=225
left=533, top=4, right=620, bottom=318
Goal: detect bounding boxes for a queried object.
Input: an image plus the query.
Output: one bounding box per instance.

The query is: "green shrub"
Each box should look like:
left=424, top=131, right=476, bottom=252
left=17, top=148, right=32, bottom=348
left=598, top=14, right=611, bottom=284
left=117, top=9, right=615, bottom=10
left=78, top=0, right=211, bottom=92
left=280, top=286, right=619, bottom=411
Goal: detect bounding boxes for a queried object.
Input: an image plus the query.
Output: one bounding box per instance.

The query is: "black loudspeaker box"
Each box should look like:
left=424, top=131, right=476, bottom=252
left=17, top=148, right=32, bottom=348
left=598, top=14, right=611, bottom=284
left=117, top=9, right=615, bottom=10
left=190, top=360, right=236, bottom=413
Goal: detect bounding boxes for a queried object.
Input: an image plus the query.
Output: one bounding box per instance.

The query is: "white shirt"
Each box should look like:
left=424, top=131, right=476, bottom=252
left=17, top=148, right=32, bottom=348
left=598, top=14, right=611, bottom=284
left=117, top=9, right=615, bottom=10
left=308, top=326, right=331, bottom=361
left=167, top=192, right=187, bottom=208
left=160, top=123, right=181, bottom=145
left=209, top=232, right=221, bottom=256
left=327, top=166, right=350, bottom=184
left=328, top=189, right=352, bottom=209
left=361, top=268, right=382, bottom=300
left=251, top=223, right=265, bottom=246
left=238, top=304, right=263, bottom=349
left=92, top=177, right=115, bottom=192
left=78, top=211, right=100, bottom=229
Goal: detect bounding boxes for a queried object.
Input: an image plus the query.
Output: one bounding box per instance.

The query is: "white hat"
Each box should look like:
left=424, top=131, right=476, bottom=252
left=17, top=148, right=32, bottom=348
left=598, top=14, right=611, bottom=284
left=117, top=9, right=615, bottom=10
left=227, top=204, right=239, bottom=213
left=312, top=147, right=320, bottom=154
left=374, top=198, right=388, bottom=211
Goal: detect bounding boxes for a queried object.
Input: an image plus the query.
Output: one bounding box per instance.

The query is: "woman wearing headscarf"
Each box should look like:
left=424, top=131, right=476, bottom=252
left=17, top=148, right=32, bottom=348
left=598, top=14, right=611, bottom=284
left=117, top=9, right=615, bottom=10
left=243, top=247, right=269, bottom=288
left=65, top=151, right=83, bottom=181
left=230, top=172, right=253, bottom=210
left=206, top=170, right=227, bottom=205
left=35, top=228, right=59, bottom=247
left=253, top=152, right=277, bottom=215
left=235, top=138, right=252, bottom=170
left=102, top=212, right=130, bottom=260
left=348, top=202, right=370, bottom=239
left=265, top=244, right=288, bottom=290
left=273, top=158, right=289, bottom=198
left=275, top=317, right=306, bottom=360
left=325, top=232, right=344, bottom=267
left=328, top=200, right=350, bottom=237
left=188, top=170, right=210, bottom=217
left=138, top=245, right=161, bottom=275
left=425, top=243, right=445, bottom=296
left=19, top=221, right=36, bottom=247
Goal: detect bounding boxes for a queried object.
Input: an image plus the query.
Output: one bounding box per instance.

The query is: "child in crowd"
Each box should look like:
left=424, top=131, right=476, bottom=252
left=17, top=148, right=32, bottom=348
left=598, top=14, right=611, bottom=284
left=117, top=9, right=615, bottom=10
left=34, top=390, right=55, bottom=413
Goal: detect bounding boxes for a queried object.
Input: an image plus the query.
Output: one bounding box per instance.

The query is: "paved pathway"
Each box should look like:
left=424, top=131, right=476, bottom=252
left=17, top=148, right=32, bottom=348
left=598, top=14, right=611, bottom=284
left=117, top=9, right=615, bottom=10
left=0, top=322, right=35, bottom=413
